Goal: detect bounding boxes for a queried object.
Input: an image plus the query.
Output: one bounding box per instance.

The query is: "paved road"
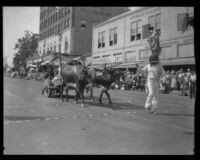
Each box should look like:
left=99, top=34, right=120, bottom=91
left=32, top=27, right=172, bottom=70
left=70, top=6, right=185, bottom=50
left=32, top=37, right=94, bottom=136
left=3, top=77, right=194, bottom=154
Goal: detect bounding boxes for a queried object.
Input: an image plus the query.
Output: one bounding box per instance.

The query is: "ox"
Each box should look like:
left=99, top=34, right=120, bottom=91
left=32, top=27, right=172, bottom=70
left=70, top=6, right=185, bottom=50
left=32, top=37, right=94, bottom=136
left=58, top=56, right=88, bottom=107
left=86, top=65, right=122, bottom=105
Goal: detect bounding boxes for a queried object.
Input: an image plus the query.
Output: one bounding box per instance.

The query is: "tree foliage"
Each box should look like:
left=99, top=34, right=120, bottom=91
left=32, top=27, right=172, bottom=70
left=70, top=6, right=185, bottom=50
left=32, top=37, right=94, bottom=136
left=12, top=30, right=38, bottom=68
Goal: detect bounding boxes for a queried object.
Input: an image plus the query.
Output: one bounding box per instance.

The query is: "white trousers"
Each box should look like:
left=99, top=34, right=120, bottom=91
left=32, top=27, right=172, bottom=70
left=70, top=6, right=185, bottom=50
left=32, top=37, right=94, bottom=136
left=145, top=79, right=160, bottom=109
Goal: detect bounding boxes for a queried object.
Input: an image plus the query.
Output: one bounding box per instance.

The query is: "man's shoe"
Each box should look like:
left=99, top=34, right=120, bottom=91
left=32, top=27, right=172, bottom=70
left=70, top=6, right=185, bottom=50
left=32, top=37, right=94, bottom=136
left=151, top=108, right=157, bottom=114
left=145, top=107, right=152, bottom=113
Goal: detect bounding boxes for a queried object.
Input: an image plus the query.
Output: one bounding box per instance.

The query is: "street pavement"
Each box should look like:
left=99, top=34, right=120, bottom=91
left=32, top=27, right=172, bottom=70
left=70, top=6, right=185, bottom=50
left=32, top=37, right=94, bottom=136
left=3, top=77, right=195, bottom=155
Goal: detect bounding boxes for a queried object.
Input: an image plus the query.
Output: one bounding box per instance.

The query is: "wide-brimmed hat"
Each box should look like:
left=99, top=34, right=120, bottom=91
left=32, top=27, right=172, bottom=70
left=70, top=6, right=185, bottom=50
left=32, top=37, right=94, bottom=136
left=149, top=54, right=159, bottom=63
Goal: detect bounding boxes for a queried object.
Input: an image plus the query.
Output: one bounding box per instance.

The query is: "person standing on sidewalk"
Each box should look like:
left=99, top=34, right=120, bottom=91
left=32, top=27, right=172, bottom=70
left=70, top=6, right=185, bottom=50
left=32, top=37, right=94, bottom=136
left=189, top=70, right=196, bottom=99
left=136, top=54, right=165, bottom=114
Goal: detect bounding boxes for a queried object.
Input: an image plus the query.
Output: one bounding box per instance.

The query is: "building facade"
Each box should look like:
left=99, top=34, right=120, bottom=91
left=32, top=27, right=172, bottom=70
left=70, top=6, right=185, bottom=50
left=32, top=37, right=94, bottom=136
left=92, top=7, right=194, bottom=70
left=38, top=7, right=129, bottom=62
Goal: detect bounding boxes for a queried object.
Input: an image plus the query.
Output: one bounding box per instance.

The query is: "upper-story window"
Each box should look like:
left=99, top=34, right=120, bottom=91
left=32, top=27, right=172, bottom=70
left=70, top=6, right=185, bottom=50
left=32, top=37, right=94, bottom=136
left=187, top=8, right=194, bottom=30
left=61, top=8, right=64, bottom=18
left=130, top=20, right=142, bottom=41
left=98, top=31, right=106, bottom=48
left=148, top=13, right=161, bottom=33
left=109, top=27, right=117, bottom=46
left=65, top=7, right=68, bottom=15
left=65, top=37, right=69, bottom=52
left=177, top=7, right=193, bottom=32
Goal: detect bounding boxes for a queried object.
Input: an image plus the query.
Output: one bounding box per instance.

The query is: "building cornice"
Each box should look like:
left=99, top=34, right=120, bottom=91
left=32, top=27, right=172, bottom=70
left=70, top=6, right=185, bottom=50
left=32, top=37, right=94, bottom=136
left=93, top=7, right=150, bottom=28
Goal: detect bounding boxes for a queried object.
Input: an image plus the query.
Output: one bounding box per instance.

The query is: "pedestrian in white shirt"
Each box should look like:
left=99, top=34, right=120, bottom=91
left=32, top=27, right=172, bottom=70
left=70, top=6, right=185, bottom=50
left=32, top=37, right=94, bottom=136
left=137, top=54, right=165, bottom=114
left=189, top=71, right=196, bottom=99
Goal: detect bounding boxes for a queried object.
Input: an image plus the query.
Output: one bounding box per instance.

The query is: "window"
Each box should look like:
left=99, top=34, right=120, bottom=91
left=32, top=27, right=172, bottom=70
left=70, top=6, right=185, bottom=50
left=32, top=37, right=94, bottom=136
left=53, top=14, right=55, bottom=23
left=65, top=37, right=68, bottom=51
left=52, top=27, right=54, bottom=35
left=148, top=13, right=161, bottom=33
left=97, top=31, right=106, bottom=48
left=131, top=20, right=141, bottom=41
left=130, top=22, right=136, bottom=41
left=61, top=8, right=64, bottom=18
left=59, top=44, right=61, bottom=52
left=51, top=16, right=53, bottom=24
left=50, top=43, right=53, bottom=51
left=155, top=13, right=161, bottom=30
left=47, top=43, right=49, bottom=52
left=65, top=7, right=68, bottom=15
left=55, top=25, right=57, bottom=32
left=54, top=42, right=56, bottom=52
left=67, top=19, right=70, bottom=27
left=109, top=28, right=117, bottom=46
left=149, top=15, right=155, bottom=30
left=187, top=7, right=194, bottom=30
left=64, top=20, right=67, bottom=28
left=102, top=32, right=105, bottom=47
left=61, top=22, right=63, bottom=29
left=56, top=12, right=58, bottom=21
left=136, top=20, right=142, bottom=40
left=98, top=33, right=102, bottom=48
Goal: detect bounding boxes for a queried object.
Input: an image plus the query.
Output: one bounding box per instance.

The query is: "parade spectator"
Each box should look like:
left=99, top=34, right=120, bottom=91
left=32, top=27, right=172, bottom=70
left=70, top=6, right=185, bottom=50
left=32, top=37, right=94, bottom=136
left=186, top=68, right=191, bottom=81
left=165, top=71, right=171, bottom=93
left=140, top=74, right=146, bottom=92
left=175, top=71, right=180, bottom=91
left=170, top=70, right=177, bottom=91
left=132, top=74, right=137, bottom=91
left=160, top=76, right=166, bottom=94
left=178, top=69, right=185, bottom=96
left=189, top=70, right=196, bottom=99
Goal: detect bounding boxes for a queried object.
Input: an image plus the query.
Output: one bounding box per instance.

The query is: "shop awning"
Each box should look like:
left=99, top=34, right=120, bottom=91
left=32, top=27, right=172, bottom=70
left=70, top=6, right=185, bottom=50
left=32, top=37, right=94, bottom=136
left=113, top=62, right=137, bottom=69
left=161, top=58, right=195, bottom=66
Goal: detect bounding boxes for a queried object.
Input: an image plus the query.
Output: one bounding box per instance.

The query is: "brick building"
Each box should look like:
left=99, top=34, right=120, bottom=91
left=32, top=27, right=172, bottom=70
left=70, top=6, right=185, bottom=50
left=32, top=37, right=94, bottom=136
left=38, top=7, right=129, bottom=62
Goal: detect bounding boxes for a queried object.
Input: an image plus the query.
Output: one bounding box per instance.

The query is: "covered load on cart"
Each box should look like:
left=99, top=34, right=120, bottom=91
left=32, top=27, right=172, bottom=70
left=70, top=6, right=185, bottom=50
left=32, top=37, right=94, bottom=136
left=41, top=53, right=85, bottom=97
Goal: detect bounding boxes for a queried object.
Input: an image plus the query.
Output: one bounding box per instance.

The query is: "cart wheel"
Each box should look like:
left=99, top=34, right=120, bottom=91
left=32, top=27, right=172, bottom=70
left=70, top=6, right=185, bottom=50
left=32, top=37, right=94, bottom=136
left=47, top=87, right=52, bottom=97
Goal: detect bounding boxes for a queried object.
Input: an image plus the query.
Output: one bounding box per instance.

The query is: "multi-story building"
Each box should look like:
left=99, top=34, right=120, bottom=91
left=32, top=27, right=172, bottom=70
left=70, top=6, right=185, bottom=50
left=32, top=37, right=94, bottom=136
left=38, top=7, right=129, bottom=62
left=92, top=7, right=194, bottom=70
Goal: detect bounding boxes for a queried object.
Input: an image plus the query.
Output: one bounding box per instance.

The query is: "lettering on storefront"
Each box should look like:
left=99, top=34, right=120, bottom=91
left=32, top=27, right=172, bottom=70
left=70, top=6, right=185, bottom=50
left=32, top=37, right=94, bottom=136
left=130, top=7, right=161, bottom=20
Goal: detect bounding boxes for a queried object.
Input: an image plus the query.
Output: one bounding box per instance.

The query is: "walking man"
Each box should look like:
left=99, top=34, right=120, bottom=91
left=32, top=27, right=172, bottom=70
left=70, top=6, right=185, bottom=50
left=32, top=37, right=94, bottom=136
left=136, top=54, right=165, bottom=114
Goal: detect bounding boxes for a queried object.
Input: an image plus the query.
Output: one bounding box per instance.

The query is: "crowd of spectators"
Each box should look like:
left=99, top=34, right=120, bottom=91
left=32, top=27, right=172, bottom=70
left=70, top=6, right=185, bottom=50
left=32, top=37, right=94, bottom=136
left=6, top=65, right=196, bottom=99
left=112, top=68, right=196, bottom=99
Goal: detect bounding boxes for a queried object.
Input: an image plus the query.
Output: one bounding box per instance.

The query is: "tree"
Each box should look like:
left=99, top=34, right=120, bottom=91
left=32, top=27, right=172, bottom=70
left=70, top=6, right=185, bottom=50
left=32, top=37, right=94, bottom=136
left=12, top=30, right=38, bottom=68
